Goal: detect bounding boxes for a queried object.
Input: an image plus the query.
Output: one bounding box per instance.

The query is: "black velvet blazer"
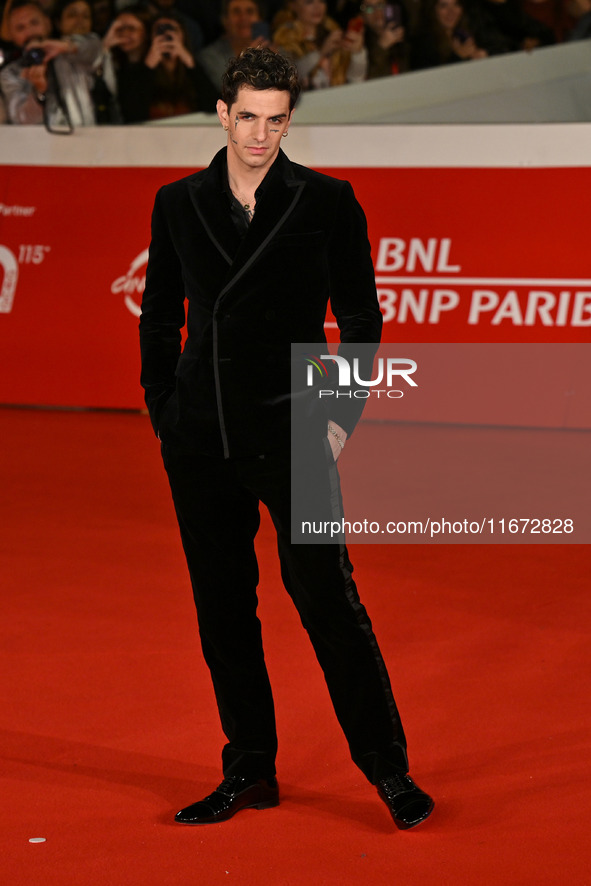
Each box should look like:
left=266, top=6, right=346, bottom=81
left=139, top=147, right=382, bottom=458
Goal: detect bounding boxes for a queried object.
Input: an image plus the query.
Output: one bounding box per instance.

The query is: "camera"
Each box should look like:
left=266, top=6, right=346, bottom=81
left=21, top=46, right=46, bottom=67
left=155, top=23, right=174, bottom=37
left=251, top=21, right=270, bottom=40
left=385, top=4, right=402, bottom=27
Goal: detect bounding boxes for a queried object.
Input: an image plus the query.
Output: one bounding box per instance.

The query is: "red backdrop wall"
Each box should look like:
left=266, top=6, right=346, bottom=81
left=1, top=163, right=590, bottom=424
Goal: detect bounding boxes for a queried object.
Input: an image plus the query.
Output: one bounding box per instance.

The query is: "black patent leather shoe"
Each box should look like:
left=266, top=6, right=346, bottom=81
left=377, top=773, right=434, bottom=830
left=174, top=775, right=279, bottom=825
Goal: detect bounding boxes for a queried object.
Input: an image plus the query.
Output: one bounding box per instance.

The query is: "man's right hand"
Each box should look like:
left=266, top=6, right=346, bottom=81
left=378, top=24, right=404, bottom=50
left=21, top=63, right=48, bottom=94
left=20, top=38, right=77, bottom=94
left=320, top=29, right=343, bottom=58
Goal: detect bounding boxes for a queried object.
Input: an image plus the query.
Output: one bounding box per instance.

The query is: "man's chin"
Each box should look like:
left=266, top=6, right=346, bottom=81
left=241, top=149, right=278, bottom=169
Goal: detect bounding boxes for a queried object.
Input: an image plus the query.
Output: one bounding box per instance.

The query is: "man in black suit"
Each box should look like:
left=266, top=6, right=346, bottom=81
left=139, top=47, right=433, bottom=830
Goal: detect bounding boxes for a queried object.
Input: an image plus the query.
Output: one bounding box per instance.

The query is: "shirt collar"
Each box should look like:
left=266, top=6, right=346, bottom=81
left=221, top=149, right=282, bottom=204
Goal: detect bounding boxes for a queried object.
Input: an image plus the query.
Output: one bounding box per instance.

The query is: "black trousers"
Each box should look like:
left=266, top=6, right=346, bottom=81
left=161, top=441, right=408, bottom=785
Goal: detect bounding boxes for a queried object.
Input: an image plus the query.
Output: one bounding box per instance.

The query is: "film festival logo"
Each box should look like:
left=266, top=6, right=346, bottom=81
left=1, top=204, right=42, bottom=314
left=305, top=353, right=418, bottom=399
left=0, top=245, right=19, bottom=313
left=112, top=249, right=149, bottom=317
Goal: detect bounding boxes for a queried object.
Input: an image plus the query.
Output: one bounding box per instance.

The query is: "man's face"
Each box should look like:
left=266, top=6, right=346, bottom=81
left=435, top=0, right=462, bottom=31
left=217, top=86, right=292, bottom=175
left=59, top=0, right=93, bottom=36
left=293, top=0, right=327, bottom=28
left=224, top=0, right=260, bottom=41
left=361, top=2, right=387, bottom=32
left=9, top=4, right=51, bottom=47
left=113, top=13, right=146, bottom=54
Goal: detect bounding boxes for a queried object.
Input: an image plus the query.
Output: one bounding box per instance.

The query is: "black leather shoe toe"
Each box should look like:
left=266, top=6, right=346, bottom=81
left=175, top=775, right=279, bottom=825
left=377, top=773, right=434, bottom=830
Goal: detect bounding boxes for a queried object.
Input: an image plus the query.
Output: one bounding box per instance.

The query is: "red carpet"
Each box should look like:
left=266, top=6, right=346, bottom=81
left=1, top=407, right=589, bottom=885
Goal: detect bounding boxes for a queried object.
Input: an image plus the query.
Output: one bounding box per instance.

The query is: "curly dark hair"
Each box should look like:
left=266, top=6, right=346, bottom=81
left=221, top=47, right=300, bottom=111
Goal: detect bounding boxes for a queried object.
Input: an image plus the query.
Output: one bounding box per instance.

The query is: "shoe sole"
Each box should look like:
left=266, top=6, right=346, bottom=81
left=394, top=800, right=435, bottom=830
left=175, top=797, right=279, bottom=825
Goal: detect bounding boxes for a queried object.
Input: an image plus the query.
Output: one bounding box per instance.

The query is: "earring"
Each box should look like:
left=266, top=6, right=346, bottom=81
left=223, top=125, right=229, bottom=131
left=282, top=132, right=288, bottom=138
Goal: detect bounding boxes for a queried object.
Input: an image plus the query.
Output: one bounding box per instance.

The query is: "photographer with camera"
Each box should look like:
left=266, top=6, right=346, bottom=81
left=107, top=8, right=217, bottom=121
left=0, top=0, right=110, bottom=124
left=145, top=0, right=204, bottom=55
left=357, top=2, right=409, bottom=77
left=411, top=0, right=487, bottom=69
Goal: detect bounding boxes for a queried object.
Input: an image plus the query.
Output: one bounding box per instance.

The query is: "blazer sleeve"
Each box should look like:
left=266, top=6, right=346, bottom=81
left=326, top=179, right=383, bottom=435
left=139, top=186, right=186, bottom=437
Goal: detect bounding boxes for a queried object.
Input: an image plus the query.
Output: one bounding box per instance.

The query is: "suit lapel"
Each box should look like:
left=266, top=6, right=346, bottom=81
left=219, top=155, right=305, bottom=299
left=187, top=150, right=241, bottom=266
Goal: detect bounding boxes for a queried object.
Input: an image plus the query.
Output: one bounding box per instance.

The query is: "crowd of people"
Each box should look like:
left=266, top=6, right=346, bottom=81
left=0, top=0, right=589, bottom=125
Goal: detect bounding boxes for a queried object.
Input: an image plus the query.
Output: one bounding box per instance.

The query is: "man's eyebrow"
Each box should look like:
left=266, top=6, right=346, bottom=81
left=236, top=110, right=288, bottom=119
